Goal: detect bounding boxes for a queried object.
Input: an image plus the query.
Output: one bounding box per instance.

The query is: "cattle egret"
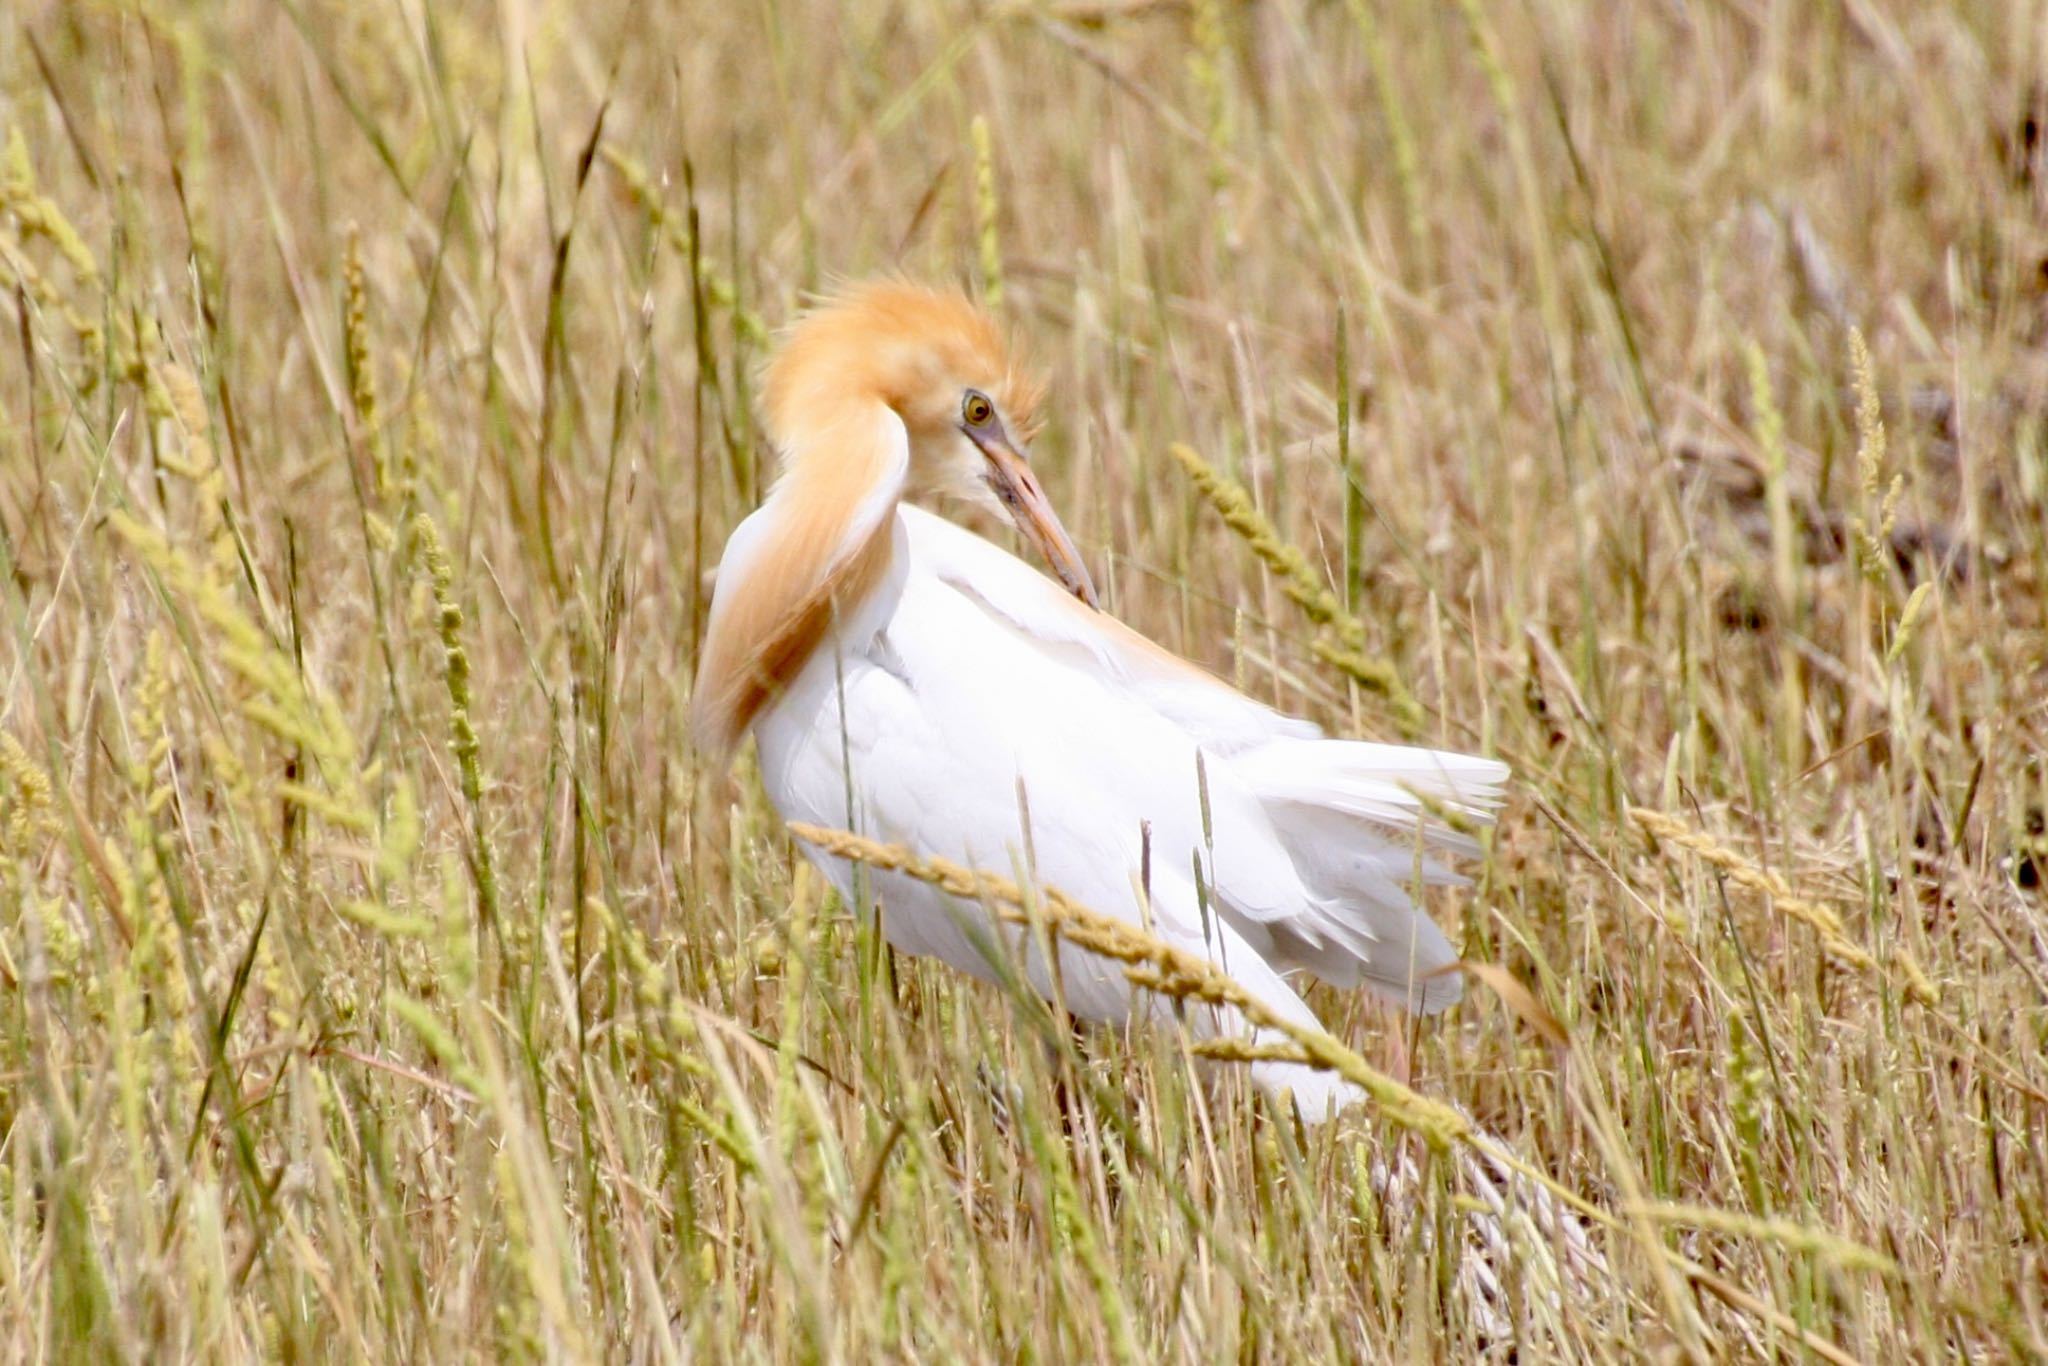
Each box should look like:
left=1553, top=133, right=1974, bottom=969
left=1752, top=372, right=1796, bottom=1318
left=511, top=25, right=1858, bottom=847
left=694, top=282, right=1507, bottom=1120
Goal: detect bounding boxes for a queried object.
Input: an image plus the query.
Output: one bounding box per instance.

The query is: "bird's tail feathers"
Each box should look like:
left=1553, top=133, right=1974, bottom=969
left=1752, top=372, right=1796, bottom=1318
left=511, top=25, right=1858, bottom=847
left=1234, top=739, right=1508, bottom=857
left=1224, top=739, right=1506, bottom=1014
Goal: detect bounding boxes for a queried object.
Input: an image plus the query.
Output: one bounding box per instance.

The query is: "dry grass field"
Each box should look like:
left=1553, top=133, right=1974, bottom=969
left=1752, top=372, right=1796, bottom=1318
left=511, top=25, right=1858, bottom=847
left=3, top=1, right=2046, bottom=1359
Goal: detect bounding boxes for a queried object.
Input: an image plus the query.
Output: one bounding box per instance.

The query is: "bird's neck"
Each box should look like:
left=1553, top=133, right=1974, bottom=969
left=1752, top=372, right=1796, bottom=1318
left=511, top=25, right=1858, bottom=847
left=691, top=398, right=910, bottom=756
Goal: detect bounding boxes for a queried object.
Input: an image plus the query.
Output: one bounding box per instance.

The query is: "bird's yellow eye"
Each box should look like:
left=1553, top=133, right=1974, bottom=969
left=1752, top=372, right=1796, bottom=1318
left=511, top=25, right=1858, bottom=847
left=962, top=392, right=995, bottom=427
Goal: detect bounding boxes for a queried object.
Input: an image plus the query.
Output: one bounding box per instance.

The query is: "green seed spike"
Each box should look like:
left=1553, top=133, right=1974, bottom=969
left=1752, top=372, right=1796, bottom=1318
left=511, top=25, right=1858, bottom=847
left=970, top=115, right=1002, bottom=310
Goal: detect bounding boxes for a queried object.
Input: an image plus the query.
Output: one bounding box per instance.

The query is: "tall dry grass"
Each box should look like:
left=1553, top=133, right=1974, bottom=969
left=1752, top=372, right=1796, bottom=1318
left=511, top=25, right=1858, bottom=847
left=2, top=1, right=2046, bottom=1359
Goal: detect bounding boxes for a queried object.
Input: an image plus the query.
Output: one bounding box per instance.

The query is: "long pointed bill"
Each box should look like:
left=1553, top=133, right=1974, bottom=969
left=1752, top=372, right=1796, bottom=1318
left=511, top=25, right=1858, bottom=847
left=974, top=434, right=1100, bottom=609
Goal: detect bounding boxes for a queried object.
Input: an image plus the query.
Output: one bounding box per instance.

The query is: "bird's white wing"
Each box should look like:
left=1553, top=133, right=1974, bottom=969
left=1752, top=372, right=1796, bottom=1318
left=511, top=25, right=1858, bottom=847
left=898, top=505, right=1319, bottom=753
left=897, top=504, right=1503, bottom=1014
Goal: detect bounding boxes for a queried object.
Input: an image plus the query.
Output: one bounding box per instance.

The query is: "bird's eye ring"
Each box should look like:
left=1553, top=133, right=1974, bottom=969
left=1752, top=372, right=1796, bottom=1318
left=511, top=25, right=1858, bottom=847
left=961, top=391, right=995, bottom=427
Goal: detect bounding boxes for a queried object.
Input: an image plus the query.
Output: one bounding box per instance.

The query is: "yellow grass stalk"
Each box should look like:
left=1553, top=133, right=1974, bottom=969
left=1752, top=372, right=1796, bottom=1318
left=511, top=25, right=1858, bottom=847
left=1847, top=329, right=1902, bottom=587
left=1343, top=0, right=1428, bottom=263
left=0, top=729, right=56, bottom=851
left=1630, top=807, right=1936, bottom=1005
left=969, top=115, right=1003, bottom=310
left=1623, top=1203, right=1897, bottom=1277
left=414, top=512, right=499, bottom=933
left=342, top=226, right=390, bottom=500
left=1743, top=342, right=1807, bottom=770
left=0, top=125, right=103, bottom=366
left=1169, top=442, right=1424, bottom=731
left=599, top=145, right=768, bottom=344
left=1188, top=0, right=1232, bottom=198
left=0, top=126, right=100, bottom=281
left=108, top=501, right=419, bottom=925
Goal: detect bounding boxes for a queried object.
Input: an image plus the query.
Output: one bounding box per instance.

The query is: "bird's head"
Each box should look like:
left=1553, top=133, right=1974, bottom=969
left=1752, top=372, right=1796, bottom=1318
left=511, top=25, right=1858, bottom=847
left=763, top=281, right=1098, bottom=607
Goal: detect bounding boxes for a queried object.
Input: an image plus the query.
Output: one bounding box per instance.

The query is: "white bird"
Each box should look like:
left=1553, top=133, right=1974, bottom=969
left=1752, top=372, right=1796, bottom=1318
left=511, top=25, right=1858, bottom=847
left=693, top=282, right=1507, bottom=1119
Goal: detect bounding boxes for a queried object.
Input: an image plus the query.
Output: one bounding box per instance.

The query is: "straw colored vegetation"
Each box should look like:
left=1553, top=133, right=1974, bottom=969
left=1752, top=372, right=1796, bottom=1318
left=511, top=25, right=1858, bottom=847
left=2, top=1, right=2045, bottom=1359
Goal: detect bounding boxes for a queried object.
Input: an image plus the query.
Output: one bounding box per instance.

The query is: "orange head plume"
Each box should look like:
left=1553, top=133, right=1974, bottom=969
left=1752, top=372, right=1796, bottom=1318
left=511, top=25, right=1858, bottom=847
left=761, top=282, right=1093, bottom=607
left=764, top=281, right=1046, bottom=460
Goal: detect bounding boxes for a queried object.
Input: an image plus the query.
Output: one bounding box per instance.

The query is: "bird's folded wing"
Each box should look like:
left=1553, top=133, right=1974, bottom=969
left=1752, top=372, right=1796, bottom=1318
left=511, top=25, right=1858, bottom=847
left=899, top=503, right=1318, bottom=754
left=898, top=502, right=1503, bottom=1015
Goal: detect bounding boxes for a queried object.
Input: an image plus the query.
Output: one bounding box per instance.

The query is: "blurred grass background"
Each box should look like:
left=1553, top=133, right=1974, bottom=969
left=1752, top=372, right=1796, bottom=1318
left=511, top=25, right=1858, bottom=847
left=2, top=0, right=2045, bottom=1358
